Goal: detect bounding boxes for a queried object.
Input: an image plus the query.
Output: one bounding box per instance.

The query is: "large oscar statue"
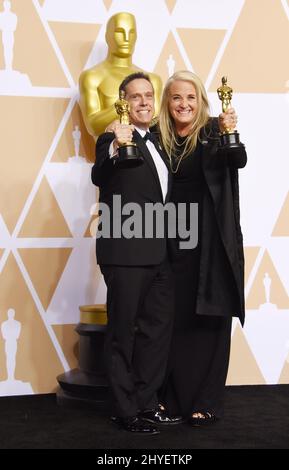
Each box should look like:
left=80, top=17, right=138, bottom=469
left=114, top=90, right=143, bottom=167
left=79, top=12, right=162, bottom=137
left=217, top=76, right=244, bottom=149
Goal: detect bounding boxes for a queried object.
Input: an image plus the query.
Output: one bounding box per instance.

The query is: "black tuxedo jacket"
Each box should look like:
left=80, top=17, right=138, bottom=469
left=91, top=130, right=172, bottom=266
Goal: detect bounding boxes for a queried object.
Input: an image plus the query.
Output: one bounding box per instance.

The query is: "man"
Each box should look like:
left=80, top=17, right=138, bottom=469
left=91, top=72, right=181, bottom=434
left=79, top=12, right=162, bottom=137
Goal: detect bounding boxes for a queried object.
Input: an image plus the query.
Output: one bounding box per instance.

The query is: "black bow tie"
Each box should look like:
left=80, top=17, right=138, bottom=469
left=144, top=132, right=158, bottom=144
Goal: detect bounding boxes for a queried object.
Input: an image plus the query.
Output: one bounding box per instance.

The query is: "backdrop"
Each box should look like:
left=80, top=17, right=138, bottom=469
left=0, top=0, right=288, bottom=395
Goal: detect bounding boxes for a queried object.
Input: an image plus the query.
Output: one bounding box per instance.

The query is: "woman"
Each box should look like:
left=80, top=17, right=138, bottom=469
left=158, top=71, right=247, bottom=425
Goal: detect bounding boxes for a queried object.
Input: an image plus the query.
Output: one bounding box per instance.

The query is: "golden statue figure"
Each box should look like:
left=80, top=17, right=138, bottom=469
left=79, top=12, right=162, bottom=137
left=115, top=90, right=130, bottom=125
left=217, top=76, right=233, bottom=113
left=113, top=89, right=140, bottom=167
left=217, top=76, right=244, bottom=149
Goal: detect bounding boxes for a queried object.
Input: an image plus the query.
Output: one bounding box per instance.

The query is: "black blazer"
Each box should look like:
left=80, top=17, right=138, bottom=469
left=197, top=118, right=247, bottom=324
left=91, top=130, right=173, bottom=266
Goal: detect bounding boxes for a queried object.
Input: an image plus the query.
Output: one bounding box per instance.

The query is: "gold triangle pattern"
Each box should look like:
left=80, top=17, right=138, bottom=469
left=244, top=247, right=260, bottom=286
left=0, top=97, right=70, bottom=233
left=165, top=0, right=177, bottom=13
left=210, top=0, right=289, bottom=92
left=49, top=22, right=101, bottom=85
left=84, top=214, right=99, bottom=238
left=0, top=254, right=64, bottom=390
left=52, top=324, right=79, bottom=369
left=272, top=192, right=289, bottom=237
left=178, top=28, right=226, bottom=83
left=103, top=0, right=113, bottom=9
left=246, top=250, right=289, bottom=309
left=227, top=324, right=266, bottom=385
left=51, top=102, right=95, bottom=163
left=18, top=177, right=72, bottom=238
left=18, top=248, right=72, bottom=310
left=278, top=358, right=289, bottom=384
left=154, top=32, right=187, bottom=84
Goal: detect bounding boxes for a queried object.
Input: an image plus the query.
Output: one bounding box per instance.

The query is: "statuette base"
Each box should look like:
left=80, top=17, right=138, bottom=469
left=115, top=143, right=144, bottom=168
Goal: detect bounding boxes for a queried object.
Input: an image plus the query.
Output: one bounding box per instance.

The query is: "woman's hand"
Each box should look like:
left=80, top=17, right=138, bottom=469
left=218, top=108, right=238, bottom=133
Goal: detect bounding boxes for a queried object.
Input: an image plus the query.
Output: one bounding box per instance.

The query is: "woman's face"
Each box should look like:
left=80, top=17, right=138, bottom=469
left=168, top=80, right=198, bottom=132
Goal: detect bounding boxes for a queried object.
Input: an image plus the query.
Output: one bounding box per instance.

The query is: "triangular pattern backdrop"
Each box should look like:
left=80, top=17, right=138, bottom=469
left=0, top=0, right=288, bottom=395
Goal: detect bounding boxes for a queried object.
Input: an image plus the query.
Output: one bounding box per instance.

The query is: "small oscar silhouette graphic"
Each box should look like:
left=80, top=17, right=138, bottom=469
left=0, top=0, right=31, bottom=90
left=259, top=273, right=278, bottom=313
left=166, top=54, right=175, bottom=77
left=69, top=125, right=85, bottom=164
left=0, top=309, right=33, bottom=396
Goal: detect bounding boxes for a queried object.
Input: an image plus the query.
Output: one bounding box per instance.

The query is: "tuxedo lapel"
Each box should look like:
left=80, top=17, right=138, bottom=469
left=133, top=130, right=164, bottom=200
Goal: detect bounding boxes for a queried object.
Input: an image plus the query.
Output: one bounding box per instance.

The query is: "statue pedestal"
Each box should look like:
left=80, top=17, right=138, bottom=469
left=56, top=305, right=108, bottom=410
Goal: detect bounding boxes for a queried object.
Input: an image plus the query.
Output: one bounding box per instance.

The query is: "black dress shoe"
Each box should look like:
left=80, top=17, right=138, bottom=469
left=138, top=407, right=183, bottom=425
left=111, top=416, right=160, bottom=435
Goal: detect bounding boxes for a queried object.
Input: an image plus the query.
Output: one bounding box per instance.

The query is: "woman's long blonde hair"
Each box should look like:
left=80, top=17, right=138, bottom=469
left=159, top=71, right=210, bottom=159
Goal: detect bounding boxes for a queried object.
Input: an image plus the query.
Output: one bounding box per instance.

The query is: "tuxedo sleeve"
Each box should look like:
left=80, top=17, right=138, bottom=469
left=91, top=132, right=115, bottom=187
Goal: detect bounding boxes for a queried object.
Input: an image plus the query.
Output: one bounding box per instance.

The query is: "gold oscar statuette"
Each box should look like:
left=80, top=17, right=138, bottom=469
left=114, top=90, right=143, bottom=168
left=217, top=76, right=244, bottom=149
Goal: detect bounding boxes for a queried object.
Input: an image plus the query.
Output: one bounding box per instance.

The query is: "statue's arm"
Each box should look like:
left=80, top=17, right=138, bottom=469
left=79, top=71, right=118, bottom=137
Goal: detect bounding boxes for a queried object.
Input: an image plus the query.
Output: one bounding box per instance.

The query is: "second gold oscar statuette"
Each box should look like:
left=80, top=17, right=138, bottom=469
left=217, top=76, right=244, bottom=150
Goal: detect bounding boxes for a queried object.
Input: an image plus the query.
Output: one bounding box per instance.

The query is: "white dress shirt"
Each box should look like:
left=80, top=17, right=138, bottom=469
left=136, top=127, right=168, bottom=202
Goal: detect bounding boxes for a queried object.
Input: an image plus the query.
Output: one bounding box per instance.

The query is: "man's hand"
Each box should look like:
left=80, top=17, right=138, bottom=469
left=113, top=123, right=135, bottom=146
left=107, top=123, right=135, bottom=157
left=218, top=108, right=238, bottom=133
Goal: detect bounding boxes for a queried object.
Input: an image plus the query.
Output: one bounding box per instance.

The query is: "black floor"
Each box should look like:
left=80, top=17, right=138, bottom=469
left=0, top=385, right=288, bottom=449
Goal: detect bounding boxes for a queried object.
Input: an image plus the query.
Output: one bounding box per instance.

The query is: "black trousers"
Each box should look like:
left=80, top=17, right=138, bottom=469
left=161, top=315, right=232, bottom=418
left=101, top=259, right=174, bottom=418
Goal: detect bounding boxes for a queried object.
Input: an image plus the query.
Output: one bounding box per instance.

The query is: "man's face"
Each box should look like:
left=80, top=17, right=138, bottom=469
left=125, top=79, right=155, bottom=130
left=108, top=14, right=137, bottom=58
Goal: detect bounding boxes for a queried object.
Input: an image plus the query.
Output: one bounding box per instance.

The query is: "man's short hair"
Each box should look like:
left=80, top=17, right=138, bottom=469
left=119, top=72, right=153, bottom=95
